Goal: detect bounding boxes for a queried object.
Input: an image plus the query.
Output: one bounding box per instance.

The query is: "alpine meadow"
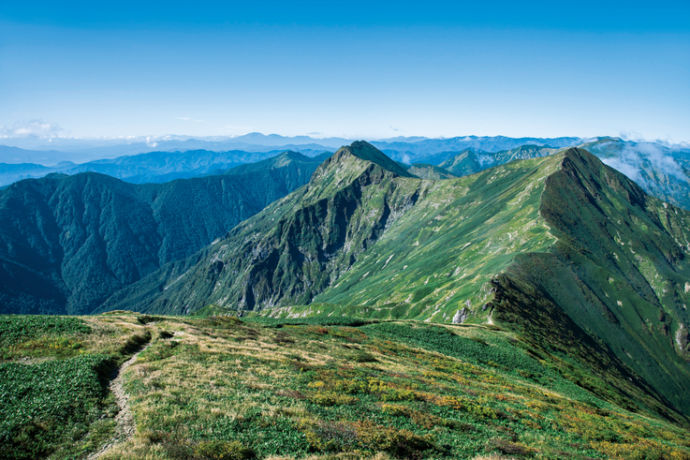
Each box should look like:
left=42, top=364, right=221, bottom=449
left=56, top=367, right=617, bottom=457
left=1, top=1, right=690, bottom=459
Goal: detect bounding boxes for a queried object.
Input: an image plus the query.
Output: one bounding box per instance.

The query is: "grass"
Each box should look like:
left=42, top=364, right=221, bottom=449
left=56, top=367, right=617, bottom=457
left=0, top=315, right=91, bottom=360
left=100, top=146, right=690, bottom=425
left=0, top=354, right=116, bottom=459
left=2, top=313, right=689, bottom=459
left=0, top=314, right=151, bottom=458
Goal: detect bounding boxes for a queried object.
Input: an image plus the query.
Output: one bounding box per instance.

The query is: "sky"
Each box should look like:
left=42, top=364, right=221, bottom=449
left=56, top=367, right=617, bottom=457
left=0, top=1, right=689, bottom=142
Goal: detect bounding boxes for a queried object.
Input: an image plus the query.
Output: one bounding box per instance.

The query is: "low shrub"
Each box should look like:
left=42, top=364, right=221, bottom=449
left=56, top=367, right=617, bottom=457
left=309, top=390, right=356, bottom=406
left=194, top=440, right=255, bottom=460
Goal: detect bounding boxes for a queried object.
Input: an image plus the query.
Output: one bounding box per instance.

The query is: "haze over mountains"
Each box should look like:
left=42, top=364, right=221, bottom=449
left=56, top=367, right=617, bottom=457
left=2, top=133, right=687, bottom=208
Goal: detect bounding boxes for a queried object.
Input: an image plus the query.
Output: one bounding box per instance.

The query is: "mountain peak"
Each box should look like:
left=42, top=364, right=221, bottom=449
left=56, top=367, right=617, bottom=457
left=335, top=141, right=414, bottom=177
left=561, top=146, right=597, bottom=161
left=273, top=150, right=310, bottom=165
left=278, top=150, right=308, bottom=160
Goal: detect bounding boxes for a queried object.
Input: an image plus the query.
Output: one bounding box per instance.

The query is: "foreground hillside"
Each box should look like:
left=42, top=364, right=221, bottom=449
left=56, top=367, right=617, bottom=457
left=0, top=152, right=322, bottom=315
left=1, top=313, right=689, bottom=460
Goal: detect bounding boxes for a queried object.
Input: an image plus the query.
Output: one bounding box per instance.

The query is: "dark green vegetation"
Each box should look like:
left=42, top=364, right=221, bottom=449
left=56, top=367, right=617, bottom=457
left=0, top=355, right=114, bottom=459
left=3, top=313, right=689, bottom=459
left=0, top=314, right=151, bottom=459
left=105, top=142, right=690, bottom=425
left=0, top=151, right=323, bottom=315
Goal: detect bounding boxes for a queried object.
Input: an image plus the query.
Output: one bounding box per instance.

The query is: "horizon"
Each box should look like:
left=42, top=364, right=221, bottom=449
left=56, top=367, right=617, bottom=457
left=1, top=1, right=689, bottom=143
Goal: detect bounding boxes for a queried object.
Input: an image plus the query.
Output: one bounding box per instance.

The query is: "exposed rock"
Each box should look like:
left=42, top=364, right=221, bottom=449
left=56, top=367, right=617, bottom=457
left=453, top=307, right=469, bottom=324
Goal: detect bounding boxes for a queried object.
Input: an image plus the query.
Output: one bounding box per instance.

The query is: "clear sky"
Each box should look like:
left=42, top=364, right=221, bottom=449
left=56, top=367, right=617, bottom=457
left=1, top=1, right=689, bottom=141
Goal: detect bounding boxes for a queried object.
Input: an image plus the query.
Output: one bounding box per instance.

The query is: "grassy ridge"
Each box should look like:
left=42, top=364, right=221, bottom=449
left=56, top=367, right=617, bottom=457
left=2, top=313, right=689, bottom=459
left=0, top=315, right=91, bottom=359
left=114, top=145, right=689, bottom=424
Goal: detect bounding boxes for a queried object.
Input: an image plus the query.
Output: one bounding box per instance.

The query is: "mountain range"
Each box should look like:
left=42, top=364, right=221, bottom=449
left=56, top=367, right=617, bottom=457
left=0, top=148, right=329, bottom=186
left=2, top=137, right=690, bottom=460
left=2, top=134, right=687, bottom=210
left=1, top=138, right=689, bottom=421
left=0, top=151, right=323, bottom=315
left=97, top=141, right=690, bottom=422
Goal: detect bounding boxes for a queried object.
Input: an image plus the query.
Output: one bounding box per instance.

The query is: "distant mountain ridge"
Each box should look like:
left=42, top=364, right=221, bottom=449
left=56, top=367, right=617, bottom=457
left=0, top=151, right=324, bottom=315
left=3, top=134, right=686, bottom=209
left=435, top=140, right=690, bottom=209
left=0, top=148, right=330, bottom=186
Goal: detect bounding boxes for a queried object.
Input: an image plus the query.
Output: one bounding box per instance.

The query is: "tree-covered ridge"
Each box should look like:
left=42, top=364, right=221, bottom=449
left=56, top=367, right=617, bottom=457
left=0, top=151, right=324, bottom=315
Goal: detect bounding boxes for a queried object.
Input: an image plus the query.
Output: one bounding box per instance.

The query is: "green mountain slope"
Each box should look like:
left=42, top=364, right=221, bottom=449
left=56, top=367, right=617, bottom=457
left=0, top=152, right=323, bottom=315
left=405, top=164, right=456, bottom=180
left=106, top=142, right=690, bottom=421
left=102, top=142, right=422, bottom=313
left=495, top=150, right=690, bottom=414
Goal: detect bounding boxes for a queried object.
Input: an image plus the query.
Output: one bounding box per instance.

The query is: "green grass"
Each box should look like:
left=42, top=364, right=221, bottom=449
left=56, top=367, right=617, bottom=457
left=96, top=145, right=690, bottom=428
left=2, top=313, right=689, bottom=459
left=0, top=315, right=91, bottom=359
left=44, top=313, right=682, bottom=460
left=0, top=354, right=116, bottom=459
left=0, top=314, right=152, bottom=458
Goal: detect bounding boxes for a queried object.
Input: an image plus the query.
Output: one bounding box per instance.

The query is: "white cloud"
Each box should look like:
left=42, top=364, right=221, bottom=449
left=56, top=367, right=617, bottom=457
left=0, top=120, right=63, bottom=138
left=145, top=136, right=159, bottom=148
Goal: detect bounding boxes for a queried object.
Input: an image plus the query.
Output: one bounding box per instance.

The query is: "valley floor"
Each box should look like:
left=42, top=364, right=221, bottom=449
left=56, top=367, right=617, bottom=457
left=1, top=313, right=689, bottom=459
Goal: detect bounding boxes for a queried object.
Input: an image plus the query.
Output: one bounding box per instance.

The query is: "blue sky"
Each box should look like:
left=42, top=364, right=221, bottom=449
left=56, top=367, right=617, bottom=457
left=1, top=1, right=689, bottom=141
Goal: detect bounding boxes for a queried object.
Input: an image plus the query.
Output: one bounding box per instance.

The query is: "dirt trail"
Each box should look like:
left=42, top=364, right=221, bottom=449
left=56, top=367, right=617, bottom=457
left=87, top=342, right=151, bottom=460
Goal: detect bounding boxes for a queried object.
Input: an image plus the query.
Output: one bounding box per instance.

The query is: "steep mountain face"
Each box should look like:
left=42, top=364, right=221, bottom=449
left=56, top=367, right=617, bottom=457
left=103, top=142, right=421, bottom=313
left=490, top=150, right=690, bottom=416
left=107, top=142, right=690, bottom=420
left=0, top=152, right=323, bottom=315
left=437, top=139, right=690, bottom=211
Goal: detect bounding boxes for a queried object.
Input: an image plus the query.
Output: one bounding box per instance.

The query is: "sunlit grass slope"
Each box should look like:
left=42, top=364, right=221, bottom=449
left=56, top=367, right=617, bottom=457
left=2, top=313, right=689, bottom=459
